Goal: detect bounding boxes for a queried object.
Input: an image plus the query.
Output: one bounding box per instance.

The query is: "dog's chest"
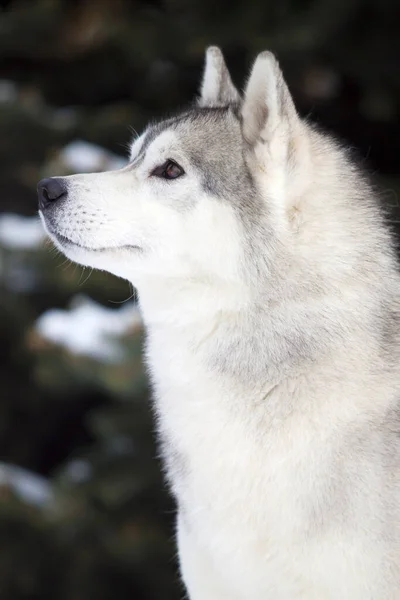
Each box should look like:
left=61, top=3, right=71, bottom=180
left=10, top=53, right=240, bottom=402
left=149, top=333, right=320, bottom=545
left=146, top=332, right=390, bottom=598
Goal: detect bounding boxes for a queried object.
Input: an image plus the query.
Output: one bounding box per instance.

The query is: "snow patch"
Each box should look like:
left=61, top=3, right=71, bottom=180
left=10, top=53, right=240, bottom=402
left=60, top=140, right=127, bottom=173
left=0, top=80, right=18, bottom=104
left=64, top=459, right=93, bottom=484
left=0, top=213, right=45, bottom=250
left=0, top=462, right=54, bottom=508
left=35, top=295, right=142, bottom=362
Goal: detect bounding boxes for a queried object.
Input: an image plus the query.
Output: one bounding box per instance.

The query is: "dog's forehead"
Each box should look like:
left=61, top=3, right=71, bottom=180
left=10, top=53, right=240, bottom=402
left=174, top=107, right=241, bottom=145
left=130, top=107, right=242, bottom=161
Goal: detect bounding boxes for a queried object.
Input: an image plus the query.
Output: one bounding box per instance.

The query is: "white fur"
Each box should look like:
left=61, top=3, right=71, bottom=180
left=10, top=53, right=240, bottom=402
left=39, top=48, right=400, bottom=599
left=199, top=46, right=240, bottom=107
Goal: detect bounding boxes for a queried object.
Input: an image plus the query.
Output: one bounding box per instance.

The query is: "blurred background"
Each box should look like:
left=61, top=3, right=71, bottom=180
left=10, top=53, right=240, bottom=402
left=0, top=0, right=399, bottom=598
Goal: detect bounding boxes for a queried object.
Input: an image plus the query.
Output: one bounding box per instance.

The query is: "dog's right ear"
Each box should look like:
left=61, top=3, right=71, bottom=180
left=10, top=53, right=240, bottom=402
left=198, top=46, right=240, bottom=108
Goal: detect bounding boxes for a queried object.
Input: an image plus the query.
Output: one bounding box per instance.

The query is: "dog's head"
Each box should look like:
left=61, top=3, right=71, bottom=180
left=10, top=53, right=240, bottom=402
left=38, top=48, right=308, bottom=288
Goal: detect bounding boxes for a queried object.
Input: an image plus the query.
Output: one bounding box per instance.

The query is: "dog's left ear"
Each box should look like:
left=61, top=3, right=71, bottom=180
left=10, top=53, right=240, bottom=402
left=198, top=46, right=240, bottom=107
left=241, top=51, right=300, bottom=145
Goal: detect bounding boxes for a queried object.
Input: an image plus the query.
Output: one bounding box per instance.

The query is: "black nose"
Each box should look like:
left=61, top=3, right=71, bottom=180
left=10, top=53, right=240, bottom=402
left=37, top=178, right=67, bottom=210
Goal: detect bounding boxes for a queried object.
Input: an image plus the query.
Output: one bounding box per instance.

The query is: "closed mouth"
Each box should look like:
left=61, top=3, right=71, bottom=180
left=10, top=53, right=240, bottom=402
left=44, top=220, right=141, bottom=254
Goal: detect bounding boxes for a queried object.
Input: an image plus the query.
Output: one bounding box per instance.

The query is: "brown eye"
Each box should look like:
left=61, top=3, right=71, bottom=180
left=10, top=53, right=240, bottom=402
left=151, top=160, right=184, bottom=180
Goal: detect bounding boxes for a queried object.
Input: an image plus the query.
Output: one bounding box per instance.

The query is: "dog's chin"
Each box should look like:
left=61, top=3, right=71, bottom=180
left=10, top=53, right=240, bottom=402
left=52, top=231, right=139, bottom=255
left=40, top=215, right=141, bottom=273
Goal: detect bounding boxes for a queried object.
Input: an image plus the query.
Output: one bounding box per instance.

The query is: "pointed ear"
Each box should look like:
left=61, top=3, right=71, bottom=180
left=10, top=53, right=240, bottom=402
left=241, top=51, right=299, bottom=145
left=198, top=46, right=240, bottom=107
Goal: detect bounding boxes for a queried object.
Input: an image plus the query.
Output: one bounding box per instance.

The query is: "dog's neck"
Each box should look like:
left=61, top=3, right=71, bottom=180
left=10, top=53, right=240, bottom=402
left=136, top=274, right=250, bottom=330
left=135, top=272, right=347, bottom=397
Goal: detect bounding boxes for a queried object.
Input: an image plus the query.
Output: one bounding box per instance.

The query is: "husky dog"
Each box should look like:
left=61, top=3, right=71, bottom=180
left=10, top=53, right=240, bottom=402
left=38, top=47, right=400, bottom=599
